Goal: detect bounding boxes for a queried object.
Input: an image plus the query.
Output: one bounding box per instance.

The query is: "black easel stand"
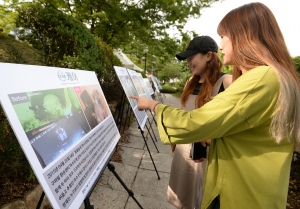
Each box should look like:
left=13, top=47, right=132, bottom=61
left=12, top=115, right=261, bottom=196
left=144, top=122, right=159, bottom=153
left=147, top=110, right=157, bottom=126
left=36, top=191, right=45, bottom=209
left=107, top=162, right=143, bottom=208
left=83, top=198, right=94, bottom=209
left=122, top=101, right=131, bottom=133
left=35, top=184, right=96, bottom=209
left=116, top=92, right=126, bottom=131
left=146, top=118, right=158, bottom=142
left=138, top=125, right=160, bottom=180
left=291, top=152, right=300, bottom=180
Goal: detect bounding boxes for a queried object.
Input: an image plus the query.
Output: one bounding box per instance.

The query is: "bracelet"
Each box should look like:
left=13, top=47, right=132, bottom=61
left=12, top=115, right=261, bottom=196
left=153, top=102, right=160, bottom=113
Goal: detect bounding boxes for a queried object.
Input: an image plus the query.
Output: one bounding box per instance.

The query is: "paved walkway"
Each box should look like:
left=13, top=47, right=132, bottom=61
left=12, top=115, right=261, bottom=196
left=79, top=93, right=180, bottom=209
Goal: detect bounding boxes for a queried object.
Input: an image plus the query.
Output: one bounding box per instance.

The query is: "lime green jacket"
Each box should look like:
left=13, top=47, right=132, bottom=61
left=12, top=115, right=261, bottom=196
left=156, top=66, right=294, bottom=209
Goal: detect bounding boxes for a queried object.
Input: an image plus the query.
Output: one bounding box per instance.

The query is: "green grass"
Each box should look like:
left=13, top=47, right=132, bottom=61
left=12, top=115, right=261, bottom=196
left=173, top=91, right=182, bottom=98
left=161, top=84, right=177, bottom=94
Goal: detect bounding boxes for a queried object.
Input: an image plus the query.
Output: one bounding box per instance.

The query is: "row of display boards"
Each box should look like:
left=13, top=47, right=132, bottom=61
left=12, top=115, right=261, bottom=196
left=0, top=63, right=163, bottom=209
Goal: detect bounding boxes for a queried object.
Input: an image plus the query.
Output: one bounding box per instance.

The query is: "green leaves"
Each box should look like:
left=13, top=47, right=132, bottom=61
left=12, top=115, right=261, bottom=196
left=293, top=56, right=300, bottom=74
left=0, top=3, right=17, bottom=34
left=16, top=3, right=101, bottom=71
left=32, top=0, right=221, bottom=48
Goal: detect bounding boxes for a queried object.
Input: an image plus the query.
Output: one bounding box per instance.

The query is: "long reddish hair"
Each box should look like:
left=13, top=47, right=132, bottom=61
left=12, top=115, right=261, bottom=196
left=218, top=2, right=300, bottom=146
left=181, top=52, right=223, bottom=108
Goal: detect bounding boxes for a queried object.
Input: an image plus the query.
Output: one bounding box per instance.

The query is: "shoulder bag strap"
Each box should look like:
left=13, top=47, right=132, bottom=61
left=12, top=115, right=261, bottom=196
left=212, top=74, right=228, bottom=96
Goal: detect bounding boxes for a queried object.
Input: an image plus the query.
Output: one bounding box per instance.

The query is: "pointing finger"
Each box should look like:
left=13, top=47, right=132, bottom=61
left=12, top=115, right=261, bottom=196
left=129, top=96, right=139, bottom=100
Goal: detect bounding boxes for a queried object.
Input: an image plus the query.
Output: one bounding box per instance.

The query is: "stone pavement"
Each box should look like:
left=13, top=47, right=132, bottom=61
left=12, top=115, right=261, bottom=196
left=79, top=93, right=180, bottom=209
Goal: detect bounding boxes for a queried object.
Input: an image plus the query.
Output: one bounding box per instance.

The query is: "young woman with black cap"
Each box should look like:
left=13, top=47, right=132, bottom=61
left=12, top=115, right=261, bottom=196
left=167, top=35, right=232, bottom=209
left=131, top=2, right=300, bottom=208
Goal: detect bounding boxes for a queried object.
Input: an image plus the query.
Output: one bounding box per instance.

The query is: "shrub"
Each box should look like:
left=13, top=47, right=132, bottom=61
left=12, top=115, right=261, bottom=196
left=16, top=3, right=101, bottom=71
left=160, top=84, right=177, bottom=94
left=0, top=106, right=32, bottom=179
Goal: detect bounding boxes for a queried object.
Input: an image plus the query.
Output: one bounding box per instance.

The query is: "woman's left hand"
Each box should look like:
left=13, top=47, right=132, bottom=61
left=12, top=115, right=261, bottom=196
left=193, top=158, right=205, bottom=163
left=200, top=140, right=211, bottom=147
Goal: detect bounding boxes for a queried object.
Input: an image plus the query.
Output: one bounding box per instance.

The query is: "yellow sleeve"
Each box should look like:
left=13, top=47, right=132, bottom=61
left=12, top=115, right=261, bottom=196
left=156, top=97, right=249, bottom=145
left=156, top=66, right=279, bottom=145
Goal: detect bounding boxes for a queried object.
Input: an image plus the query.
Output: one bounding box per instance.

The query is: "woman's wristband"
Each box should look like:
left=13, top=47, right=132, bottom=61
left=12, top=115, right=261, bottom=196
left=152, top=102, right=160, bottom=113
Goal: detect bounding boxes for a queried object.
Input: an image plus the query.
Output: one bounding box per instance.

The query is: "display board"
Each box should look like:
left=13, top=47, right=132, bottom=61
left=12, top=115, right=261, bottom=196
left=149, top=75, right=160, bottom=93
left=143, top=78, right=154, bottom=95
left=0, top=63, right=120, bottom=209
left=153, top=75, right=162, bottom=90
left=127, top=70, right=152, bottom=100
left=113, top=66, right=148, bottom=129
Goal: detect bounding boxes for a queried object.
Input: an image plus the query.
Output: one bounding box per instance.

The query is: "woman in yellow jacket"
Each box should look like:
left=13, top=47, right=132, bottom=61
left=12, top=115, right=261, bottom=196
left=131, top=2, right=300, bottom=209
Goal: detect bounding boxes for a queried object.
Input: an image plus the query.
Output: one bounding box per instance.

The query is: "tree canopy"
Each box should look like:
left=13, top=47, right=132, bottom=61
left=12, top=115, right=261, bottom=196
left=3, top=0, right=225, bottom=83
left=35, top=0, right=220, bottom=47
left=0, top=1, right=17, bottom=34
left=16, top=3, right=101, bottom=70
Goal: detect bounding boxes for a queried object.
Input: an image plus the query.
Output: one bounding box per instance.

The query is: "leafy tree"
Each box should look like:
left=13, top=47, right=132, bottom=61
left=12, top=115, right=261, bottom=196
left=15, top=2, right=123, bottom=102
left=0, top=2, right=17, bottom=34
left=35, top=0, right=221, bottom=47
left=16, top=3, right=101, bottom=71
left=8, top=0, right=222, bottom=77
left=123, top=34, right=182, bottom=74
left=157, top=62, right=182, bottom=84
left=293, top=56, right=300, bottom=75
left=217, top=50, right=232, bottom=74
left=94, top=36, right=123, bottom=102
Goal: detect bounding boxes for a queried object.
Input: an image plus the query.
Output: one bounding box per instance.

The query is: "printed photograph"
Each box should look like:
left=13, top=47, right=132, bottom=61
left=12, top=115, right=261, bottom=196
left=74, top=85, right=110, bottom=130
left=10, top=88, right=90, bottom=168
left=30, top=113, right=87, bottom=167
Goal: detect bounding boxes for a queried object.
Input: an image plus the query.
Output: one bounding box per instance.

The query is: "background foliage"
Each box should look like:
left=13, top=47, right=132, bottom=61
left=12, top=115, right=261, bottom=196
left=293, top=56, right=300, bottom=74
left=16, top=3, right=101, bottom=70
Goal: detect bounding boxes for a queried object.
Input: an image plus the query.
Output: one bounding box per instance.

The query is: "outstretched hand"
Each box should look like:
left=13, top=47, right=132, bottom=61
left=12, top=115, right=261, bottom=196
left=193, top=158, right=205, bottom=163
left=129, top=96, right=159, bottom=111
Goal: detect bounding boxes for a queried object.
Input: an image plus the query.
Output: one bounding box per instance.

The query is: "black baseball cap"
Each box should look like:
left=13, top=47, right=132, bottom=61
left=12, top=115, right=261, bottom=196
left=176, top=36, right=218, bottom=60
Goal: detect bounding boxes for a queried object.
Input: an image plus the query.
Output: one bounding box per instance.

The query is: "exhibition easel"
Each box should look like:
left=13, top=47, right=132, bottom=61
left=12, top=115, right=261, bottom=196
left=112, top=90, right=160, bottom=180
left=36, top=191, right=45, bottom=209
left=147, top=109, right=157, bottom=126
left=144, top=122, right=159, bottom=153
left=36, top=149, right=143, bottom=209
left=155, top=92, right=164, bottom=104
left=115, top=92, right=135, bottom=134
left=122, top=100, right=132, bottom=133
left=138, top=125, right=161, bottom=180
left=107, top=162, right=143, bottom=208
left=35, top=92, right=160, bottom=209
left=116, top=92, right=158, bottom=148
left=115, top=92, right=126, bottom=132
left=146, top=117, right=158, bottom=142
